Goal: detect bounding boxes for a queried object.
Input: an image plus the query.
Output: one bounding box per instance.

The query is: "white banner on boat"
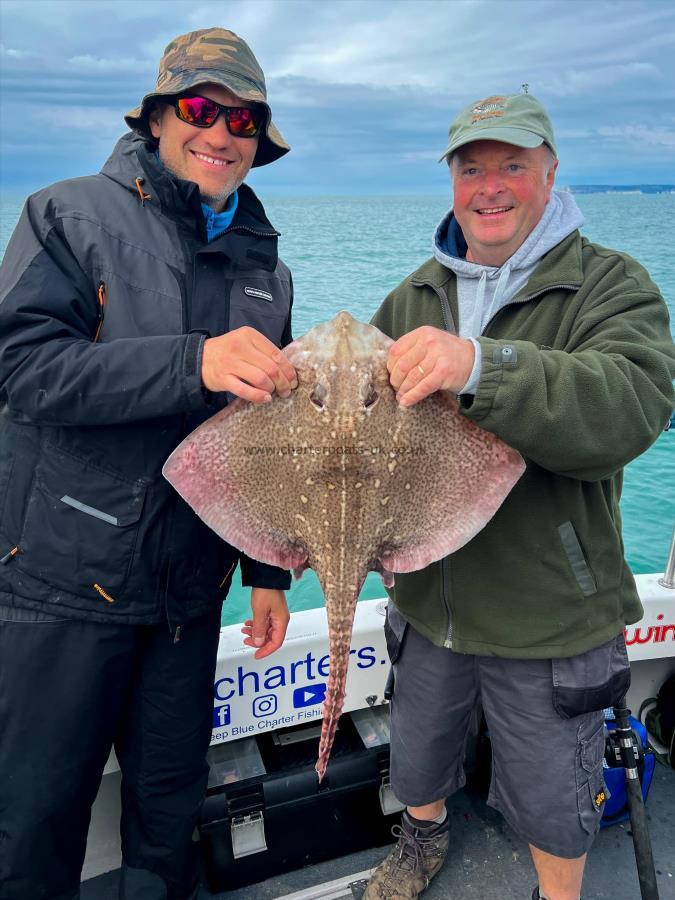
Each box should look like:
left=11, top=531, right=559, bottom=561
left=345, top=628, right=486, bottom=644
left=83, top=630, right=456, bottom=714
left=211, top=598, right=390, bottom=745
left=210, top=573, right=675, bottom=745
left=624, top=573, right=675, bottom=661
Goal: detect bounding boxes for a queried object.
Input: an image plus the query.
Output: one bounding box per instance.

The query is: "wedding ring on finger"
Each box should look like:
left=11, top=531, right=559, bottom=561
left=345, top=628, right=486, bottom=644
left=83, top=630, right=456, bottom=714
left=417, top=364, right=425, bottom=376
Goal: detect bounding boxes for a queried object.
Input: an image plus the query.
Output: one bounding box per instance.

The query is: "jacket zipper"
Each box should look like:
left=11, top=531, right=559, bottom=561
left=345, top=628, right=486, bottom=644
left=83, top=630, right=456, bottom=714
left=481, top=282, right=581, bottom=335
left=223, top=224, right=280, bottom=238
left=410, top=279, right=457, bottom=334
left=220, top=559, right=237, bottom=588
left=514, top=283, right=580, bottom=302
left=441, top=557, right=453, bottom=648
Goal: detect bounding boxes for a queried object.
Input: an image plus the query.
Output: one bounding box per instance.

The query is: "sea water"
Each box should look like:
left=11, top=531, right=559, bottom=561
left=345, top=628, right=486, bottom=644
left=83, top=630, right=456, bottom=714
left=1, top=191, right=673, bottom=625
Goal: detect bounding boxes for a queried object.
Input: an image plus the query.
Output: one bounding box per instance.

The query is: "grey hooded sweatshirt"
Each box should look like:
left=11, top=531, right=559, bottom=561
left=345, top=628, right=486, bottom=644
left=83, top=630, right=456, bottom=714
left=432, top=188, right=585, bottom=393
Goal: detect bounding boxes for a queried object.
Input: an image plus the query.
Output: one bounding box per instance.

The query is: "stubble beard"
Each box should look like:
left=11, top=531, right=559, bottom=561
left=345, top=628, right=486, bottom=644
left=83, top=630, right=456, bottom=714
left=200, top=172, right=244, bottom=212
left=157, top=147, right=244, bottom=213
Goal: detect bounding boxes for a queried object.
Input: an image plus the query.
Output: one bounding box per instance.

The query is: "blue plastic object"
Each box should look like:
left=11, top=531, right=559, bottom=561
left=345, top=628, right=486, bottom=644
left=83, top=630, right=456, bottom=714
left=601, top=714, right=655, bottom=827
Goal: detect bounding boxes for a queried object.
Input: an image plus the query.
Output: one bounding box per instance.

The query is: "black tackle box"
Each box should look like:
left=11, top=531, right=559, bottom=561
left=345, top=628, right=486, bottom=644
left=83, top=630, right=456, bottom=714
left=199, top=705, right=403, bottom=892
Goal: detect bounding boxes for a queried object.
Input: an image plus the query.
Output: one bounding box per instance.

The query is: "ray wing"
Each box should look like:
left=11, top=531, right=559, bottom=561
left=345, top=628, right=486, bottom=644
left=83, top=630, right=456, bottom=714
left=363, top=390, right=525, bottom=573
left=163, top=398, right=310, bottom=570
left=162, top=328, right=343, bottom=572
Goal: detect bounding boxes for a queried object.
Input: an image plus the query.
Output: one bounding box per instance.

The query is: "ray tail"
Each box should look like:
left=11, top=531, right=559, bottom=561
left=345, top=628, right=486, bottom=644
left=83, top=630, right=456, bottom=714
left=315, top=588, right=359, bottom=782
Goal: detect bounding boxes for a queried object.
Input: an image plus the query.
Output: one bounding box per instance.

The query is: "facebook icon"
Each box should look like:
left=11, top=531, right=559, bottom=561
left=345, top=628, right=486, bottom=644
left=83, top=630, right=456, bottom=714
left=212, top=704, right=231, bottom=728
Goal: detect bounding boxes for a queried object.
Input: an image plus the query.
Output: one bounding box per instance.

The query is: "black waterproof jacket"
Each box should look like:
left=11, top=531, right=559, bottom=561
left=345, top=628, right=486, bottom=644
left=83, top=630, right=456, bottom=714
left=0, top=133, right=293, bottom=628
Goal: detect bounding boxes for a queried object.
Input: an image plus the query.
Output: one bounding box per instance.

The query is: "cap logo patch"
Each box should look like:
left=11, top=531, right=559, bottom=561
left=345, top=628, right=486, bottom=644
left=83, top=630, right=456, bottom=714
left=471, top=95, right=507, bottom=123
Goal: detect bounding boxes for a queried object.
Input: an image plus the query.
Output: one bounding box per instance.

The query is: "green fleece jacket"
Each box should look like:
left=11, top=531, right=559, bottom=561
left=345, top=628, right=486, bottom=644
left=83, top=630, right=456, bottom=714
left=371, top=230, right=675, bottom=658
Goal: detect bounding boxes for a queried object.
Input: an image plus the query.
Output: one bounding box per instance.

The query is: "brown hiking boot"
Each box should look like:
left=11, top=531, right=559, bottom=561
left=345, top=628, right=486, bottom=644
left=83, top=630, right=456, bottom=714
left=363, top=811, right=449, bottom=899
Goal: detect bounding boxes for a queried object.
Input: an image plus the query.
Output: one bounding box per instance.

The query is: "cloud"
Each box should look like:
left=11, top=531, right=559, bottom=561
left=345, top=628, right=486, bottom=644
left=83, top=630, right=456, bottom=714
left=0, top=45, right=39, bottom=60
left=542, top=62, right=660, bottom=98
left=26, top=104, right=125, bottom=134
left=67, top=54, right=154, bottom=73
left=401, top=151, right=444, bottom=162
left=1, top=0, right=674, bottom=194
left=598, top=124, right=675, bottom=148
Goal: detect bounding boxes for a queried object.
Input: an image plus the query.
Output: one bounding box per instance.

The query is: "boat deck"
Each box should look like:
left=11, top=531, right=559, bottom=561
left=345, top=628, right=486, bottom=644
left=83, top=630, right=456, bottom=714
left=82, top=762, right=675, bottom=900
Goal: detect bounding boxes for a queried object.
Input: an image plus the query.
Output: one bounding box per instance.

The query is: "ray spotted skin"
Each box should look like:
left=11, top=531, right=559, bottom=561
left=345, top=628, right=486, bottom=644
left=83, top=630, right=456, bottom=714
left=163, top=312, right=525, bottom=779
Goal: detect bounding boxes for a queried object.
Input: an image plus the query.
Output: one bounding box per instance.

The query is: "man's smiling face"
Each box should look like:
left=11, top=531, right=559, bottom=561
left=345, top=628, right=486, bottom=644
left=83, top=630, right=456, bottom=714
left=451, top=140, right=557, bottom=266
left=149, top=83, right=259, bottom=211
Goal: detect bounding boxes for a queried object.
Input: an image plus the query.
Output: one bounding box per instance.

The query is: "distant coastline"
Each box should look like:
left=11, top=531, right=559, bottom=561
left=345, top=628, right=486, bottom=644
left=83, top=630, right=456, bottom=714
left=562, top=184, right=675, bottom=195
left=2, top=186, right=675, bottom=203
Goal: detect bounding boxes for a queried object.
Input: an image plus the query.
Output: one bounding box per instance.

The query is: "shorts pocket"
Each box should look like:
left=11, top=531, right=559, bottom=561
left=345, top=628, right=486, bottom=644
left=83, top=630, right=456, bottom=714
left=384, top=602, right=408, bottom=664
left=17, top=445, right=147, bottom=593
left=552, top=635, right=631, bottom=719
left=576, top=718, right=607, bottom=835
left=577, top=771, right=607, bottom=835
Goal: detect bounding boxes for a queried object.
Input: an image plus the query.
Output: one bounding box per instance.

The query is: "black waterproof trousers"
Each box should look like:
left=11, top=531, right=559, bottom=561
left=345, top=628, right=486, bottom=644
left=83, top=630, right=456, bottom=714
left=0, top=603, right=222, bottom=900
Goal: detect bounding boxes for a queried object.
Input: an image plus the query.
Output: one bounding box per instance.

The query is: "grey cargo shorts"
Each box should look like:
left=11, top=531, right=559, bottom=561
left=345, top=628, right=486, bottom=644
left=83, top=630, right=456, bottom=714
left=385, top=603, right=631, bottom=859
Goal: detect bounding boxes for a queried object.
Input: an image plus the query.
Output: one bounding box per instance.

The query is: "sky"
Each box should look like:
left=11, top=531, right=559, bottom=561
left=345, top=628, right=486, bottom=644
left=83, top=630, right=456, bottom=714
left=1, top=0, right=674, bottom=197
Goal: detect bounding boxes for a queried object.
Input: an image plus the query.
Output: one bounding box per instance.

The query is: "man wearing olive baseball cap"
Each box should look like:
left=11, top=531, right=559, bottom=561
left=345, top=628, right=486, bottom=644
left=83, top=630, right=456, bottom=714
left=439, top=91, right=557, bottom=160
left=0, top=27, right=298, bottom=900
left=365, top=91, right=674, bottom=900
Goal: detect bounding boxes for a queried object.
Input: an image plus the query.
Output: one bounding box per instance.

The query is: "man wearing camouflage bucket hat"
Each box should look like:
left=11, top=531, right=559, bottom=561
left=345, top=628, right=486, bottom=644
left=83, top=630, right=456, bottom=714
left=365, top=92, right=674, bottom=900
left=125, top=26, right=290, bottom=171
left=0, top=27, right=297, bottom=899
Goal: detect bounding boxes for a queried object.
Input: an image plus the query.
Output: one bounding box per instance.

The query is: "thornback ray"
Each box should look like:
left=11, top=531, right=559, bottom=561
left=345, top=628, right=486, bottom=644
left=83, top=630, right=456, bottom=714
left=163, top=311, right=525, bottom=780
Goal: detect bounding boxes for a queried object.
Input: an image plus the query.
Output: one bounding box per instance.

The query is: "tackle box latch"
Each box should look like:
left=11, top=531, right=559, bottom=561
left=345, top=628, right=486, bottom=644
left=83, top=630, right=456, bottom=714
left=231, top=810, right=267, bottom=858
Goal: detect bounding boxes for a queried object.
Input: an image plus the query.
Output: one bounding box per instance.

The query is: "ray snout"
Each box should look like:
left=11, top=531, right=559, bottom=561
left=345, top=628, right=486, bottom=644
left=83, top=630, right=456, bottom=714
left=335, top=310, right=357, bottom=331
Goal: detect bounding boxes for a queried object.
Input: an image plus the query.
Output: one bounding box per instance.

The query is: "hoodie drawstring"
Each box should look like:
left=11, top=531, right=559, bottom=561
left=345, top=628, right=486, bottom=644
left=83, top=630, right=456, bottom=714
left=467, top=263, right=512, bottom=337
left=492, top=263, right=512, bottom=308
left=470, top=270, right=488, bottom=337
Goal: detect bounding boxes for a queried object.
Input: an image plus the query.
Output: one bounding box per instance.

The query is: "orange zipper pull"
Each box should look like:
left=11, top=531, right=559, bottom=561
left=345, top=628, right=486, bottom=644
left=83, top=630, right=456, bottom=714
left=0, top=546, right=19, bottom=565
left=93, top=281, right=106, bottom=343
left=134, top=177, right=151, bottom=204
left=93, top=583, right=115, bottom=603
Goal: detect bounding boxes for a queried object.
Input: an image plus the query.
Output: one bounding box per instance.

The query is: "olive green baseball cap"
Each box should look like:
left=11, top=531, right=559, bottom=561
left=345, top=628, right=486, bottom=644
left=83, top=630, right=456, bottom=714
left=439, top=92, right=557, bottom=162
left=125, top=27, right=290, bottom=168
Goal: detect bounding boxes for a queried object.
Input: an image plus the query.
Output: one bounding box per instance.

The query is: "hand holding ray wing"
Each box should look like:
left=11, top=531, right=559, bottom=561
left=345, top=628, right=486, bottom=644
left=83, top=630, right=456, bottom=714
left=163, top=313, right=525, bottom=581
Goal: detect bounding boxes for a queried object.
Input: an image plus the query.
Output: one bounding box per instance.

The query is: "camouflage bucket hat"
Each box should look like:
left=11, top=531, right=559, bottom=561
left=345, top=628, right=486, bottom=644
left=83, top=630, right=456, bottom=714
left=439, top=92, right=557, bottom=162
left=124, top=27, right=289, bottom=168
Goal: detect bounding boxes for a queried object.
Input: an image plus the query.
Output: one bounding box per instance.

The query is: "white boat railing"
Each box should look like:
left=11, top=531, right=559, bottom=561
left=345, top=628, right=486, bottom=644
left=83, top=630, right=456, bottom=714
left=658, top=526, right=675, bottom=589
